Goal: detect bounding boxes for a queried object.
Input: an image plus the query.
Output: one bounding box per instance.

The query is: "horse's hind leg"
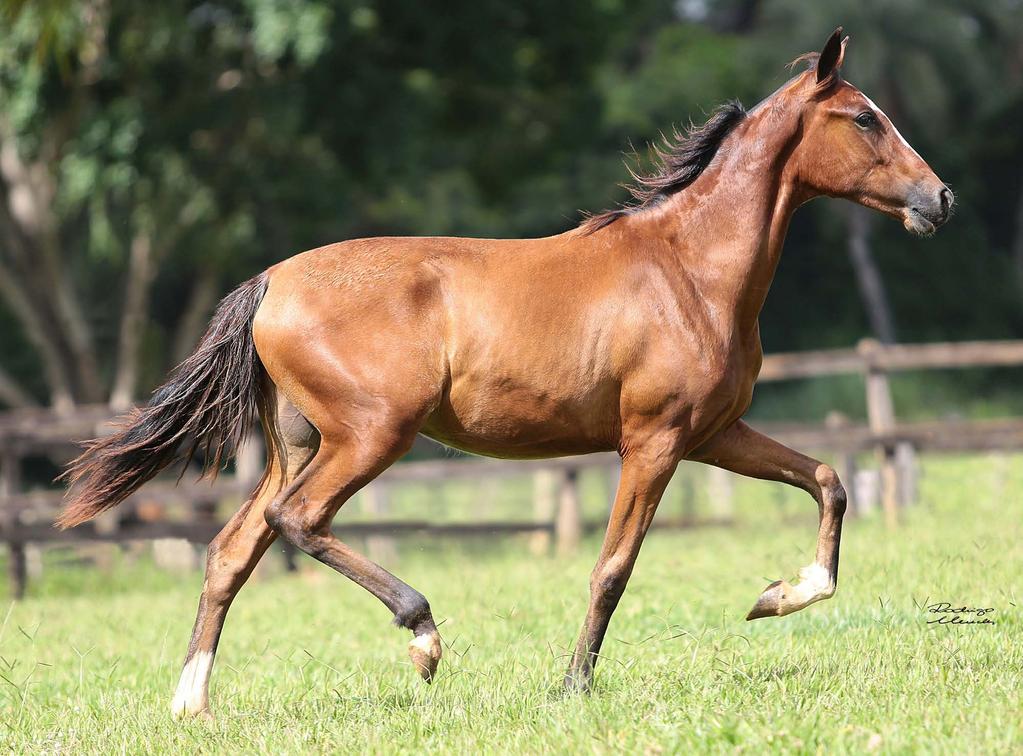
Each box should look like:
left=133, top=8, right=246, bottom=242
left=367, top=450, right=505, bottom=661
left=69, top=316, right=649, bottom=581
left=690, top=420, right=847, bottom=619
left=171, top=401, right=318, bottom=718
left=171, top=487, right=277, bottom=718
left=264, top=424, right=443, bottom=682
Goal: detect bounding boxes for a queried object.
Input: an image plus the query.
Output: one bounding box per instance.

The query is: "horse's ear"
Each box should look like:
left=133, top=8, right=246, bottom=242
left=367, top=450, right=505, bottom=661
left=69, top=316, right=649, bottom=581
left=816, top=27, right=847, bottom=84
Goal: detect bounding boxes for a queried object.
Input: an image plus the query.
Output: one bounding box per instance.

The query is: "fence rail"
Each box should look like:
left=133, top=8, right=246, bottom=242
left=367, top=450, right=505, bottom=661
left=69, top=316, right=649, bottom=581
left=3, top=337, right=1023, bottom=598
left=758, top=338, right=1023, bottom=380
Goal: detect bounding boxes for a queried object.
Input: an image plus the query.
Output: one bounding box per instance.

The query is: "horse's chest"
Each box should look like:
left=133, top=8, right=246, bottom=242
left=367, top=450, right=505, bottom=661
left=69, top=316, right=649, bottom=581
left=690, top=357, right=754, bottom=409
left=650, top=342, right=759, bottom=434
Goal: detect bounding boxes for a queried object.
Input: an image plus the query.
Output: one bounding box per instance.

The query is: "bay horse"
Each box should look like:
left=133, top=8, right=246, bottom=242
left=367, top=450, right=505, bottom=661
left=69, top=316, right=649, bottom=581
left=58, top=29, right=952, bottom=717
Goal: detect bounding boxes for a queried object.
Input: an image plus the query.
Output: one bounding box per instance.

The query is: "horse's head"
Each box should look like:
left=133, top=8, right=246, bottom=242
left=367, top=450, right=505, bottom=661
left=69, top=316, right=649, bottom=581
left=789, top=28, right=953, bottom=235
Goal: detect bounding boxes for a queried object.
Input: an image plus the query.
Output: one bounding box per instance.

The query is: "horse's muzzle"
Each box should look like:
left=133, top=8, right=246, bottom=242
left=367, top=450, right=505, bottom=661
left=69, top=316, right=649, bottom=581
left=904, top=185, right=954, bottom=236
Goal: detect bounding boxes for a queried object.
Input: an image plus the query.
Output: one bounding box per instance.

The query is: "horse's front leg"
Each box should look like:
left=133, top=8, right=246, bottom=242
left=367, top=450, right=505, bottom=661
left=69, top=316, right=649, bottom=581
left=690, top=420, right=848, bottom=620
left=565, top=436, right=681, bottom=693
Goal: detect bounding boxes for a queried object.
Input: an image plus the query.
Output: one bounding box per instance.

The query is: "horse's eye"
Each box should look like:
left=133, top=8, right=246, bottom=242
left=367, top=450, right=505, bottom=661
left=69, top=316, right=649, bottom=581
left=855, top=111, right=879, bottom=129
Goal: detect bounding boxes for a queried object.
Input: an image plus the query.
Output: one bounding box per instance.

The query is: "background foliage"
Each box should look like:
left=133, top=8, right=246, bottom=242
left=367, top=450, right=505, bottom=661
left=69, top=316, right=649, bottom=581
left=1, top=0, right=1022, bottom=421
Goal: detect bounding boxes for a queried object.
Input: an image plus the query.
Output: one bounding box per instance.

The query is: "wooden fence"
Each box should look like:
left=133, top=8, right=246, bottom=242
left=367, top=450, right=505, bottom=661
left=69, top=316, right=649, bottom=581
left=3, top=337, right=1023, bottom=598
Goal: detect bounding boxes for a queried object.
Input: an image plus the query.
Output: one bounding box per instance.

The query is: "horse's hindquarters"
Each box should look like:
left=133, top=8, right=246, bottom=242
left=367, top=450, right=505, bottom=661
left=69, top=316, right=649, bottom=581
left=254, top=247, right=449, bottom=441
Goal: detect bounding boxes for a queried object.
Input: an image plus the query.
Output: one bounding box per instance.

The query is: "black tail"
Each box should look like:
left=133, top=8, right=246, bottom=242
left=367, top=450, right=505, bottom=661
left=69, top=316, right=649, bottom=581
left=57, top=272, right=273, bottom=529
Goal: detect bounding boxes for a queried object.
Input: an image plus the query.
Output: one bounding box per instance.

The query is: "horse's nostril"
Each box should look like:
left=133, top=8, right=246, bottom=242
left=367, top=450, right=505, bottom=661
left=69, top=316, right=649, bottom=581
left=940, top=188, right=954, bottom=213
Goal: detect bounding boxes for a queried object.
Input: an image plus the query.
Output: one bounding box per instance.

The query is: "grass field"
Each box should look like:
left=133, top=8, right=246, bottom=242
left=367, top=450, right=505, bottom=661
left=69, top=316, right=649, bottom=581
left=0, top=454, right=1020, bottom=753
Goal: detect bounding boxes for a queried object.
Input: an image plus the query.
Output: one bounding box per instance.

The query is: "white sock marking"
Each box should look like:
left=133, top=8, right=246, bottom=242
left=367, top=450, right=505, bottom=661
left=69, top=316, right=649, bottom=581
left=788, top=563, right=835, bottom=610
left=409, top=632, right=441, bottom=658
left=171, top=650, right=213, bottom=717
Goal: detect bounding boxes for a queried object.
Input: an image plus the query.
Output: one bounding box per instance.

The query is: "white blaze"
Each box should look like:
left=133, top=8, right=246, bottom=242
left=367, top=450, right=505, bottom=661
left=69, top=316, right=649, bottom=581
left=860, top=93, right=924, bottom=162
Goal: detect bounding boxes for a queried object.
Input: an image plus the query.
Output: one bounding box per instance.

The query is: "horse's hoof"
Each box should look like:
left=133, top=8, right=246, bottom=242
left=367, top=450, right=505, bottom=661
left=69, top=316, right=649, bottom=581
left=170, top=701, right=213, bottom=721
left=408, top=631, right=442, bottom=682
left=746, top=579, right=789, bottom=620
left=563, top=670, right=592, bottom=695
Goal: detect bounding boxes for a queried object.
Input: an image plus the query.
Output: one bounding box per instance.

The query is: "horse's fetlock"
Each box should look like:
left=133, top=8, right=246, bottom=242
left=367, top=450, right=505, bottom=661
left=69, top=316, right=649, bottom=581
left=393, top=590, right=432, bottom=631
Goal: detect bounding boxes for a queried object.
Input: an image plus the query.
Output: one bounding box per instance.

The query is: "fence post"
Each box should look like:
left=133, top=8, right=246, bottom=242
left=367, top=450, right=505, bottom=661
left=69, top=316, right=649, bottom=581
left=895, top=442, right=918, bottom=507
left=859, top=338, right=899, bottom=528
left=153, top=538, right=200, bottom=572
left=363, top=482, right=397, bottom=565
left=825, top=411, right=858, bottom=515
left=530, top=468, right=557, bottom=555
left=1, top=448, right=26, bottom=599
left=853, top=469, right=880, bottom=515
left=555, top=467, right=581, bottom=555
left=605, top=462, right=621, bottom=516
left=706, top=466, right=734, bottom=522
left=235, top=430, right=264, bottom=492
left=679, top=473, right=696, bottom=525
left=280, top=541, right=300, bottom=572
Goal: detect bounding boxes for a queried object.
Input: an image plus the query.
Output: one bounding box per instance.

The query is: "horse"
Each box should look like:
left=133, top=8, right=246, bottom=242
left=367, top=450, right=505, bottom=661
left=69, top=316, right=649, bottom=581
left=57, top=28, right=953, bottom=717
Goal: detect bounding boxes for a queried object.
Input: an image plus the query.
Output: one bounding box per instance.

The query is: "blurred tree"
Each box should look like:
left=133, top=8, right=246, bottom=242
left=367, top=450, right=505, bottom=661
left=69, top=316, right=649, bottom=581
left=0, top=0, right=643, bottom=410
left=0, top=0, right=1021, bottom=419
left=0, top=0, right=339, bottom=409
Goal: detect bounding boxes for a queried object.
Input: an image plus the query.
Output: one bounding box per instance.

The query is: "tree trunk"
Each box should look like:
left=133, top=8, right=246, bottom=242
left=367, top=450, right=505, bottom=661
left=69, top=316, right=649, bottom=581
left=172, top=265, right=219, bottom=364
left=0, top=365, right=37, bottom=409
left=713, top=0, right=761, bottom=32
left=0, top=134, right=103, bottom=405
left=46, top=251, right=104, bottom=402
left=0, top=17, right=111, bottom=408
left=109, top=232, right=156, bottom=409
left=0, top=255, right=76, bottom=412
left=846, top=205, right=897, bottom=344
left=1012, top=184, right=1023, bottom=294
left=3, top=6, right=109, bottom=404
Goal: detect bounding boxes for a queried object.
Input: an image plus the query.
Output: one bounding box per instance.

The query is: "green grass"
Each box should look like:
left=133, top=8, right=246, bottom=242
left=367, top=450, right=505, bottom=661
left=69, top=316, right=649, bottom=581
left=1, top=454, right=1021, bottom=753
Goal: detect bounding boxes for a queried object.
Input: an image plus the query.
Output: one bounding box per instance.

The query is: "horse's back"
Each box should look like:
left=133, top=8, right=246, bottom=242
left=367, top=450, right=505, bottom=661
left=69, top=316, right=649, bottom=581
left=255, top=233, right=629, bottom=454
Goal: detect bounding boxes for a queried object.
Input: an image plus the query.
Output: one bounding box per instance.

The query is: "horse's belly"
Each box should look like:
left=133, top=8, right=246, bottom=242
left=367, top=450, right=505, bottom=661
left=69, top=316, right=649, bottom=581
left=421, top=375, right=618, bottom=459
left=419, top=425, right=610, bottom=459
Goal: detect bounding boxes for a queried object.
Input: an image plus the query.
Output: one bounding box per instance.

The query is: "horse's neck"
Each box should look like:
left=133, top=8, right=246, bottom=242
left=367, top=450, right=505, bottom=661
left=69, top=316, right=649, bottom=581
left=659, top=109, right=804, bottom=339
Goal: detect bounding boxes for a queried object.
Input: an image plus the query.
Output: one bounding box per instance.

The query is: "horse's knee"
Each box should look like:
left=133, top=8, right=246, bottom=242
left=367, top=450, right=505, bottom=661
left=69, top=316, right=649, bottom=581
left=263, top=497, right=286, bottom=536
left=590, top=560, right=630, bottom=607
left=815, top=463, right=847, bottom=516
left=264, top=499, right=321, bottom=554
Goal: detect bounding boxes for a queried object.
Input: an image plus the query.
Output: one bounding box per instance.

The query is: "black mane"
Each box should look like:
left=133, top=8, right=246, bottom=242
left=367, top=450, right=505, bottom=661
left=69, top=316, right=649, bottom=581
left=580, top=100, right=747, bottom=233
